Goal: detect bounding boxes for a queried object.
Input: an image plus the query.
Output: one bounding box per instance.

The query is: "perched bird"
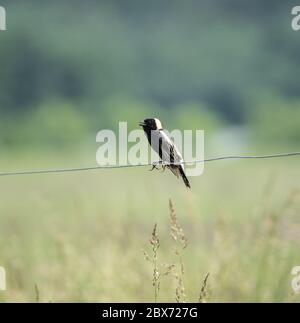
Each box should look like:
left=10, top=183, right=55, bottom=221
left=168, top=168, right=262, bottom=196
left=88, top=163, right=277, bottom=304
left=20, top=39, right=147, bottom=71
left=139, top=118, right=191, bottom=189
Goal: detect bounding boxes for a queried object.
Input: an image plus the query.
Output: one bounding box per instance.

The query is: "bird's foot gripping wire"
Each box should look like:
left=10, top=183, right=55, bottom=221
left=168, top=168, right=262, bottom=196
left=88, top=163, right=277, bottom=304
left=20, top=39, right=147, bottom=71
left=149, top=161, right=165, bottom=171
left=149, top=161, right=160, bottom=171
left=149, top=164, right=159, bottom=171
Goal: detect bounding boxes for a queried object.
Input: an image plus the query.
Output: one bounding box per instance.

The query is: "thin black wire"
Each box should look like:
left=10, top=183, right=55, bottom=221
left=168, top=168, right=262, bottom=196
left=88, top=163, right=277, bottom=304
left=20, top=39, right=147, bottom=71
left=0, top=152, right=299, bottom=177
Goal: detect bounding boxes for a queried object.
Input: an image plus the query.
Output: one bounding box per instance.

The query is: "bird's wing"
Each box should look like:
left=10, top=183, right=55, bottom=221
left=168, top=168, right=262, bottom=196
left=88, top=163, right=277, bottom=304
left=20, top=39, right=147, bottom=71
left=156, top=130, right=183, bottom=165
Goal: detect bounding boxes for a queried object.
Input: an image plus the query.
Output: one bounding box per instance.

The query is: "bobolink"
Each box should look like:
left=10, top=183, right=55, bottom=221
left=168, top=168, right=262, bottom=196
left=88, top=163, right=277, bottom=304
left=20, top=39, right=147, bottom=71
left=139, top=118, right=191, bottom=189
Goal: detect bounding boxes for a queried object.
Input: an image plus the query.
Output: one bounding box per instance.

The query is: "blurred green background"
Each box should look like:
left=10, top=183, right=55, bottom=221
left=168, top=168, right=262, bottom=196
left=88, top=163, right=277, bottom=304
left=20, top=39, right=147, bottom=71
left=0, top=0, right=299, bottom=303
left=0, top=0, right=300, bottom=152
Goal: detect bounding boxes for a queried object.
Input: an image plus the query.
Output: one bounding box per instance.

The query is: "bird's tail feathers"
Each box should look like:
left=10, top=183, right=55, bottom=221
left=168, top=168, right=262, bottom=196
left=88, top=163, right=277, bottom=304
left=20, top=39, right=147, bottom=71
left=179, top=166, right=191, bottom=189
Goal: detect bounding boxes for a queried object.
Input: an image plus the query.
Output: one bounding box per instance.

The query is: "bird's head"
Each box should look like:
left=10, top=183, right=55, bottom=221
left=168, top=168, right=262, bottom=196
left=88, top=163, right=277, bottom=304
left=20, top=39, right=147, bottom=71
left=139, top=118, right=163, bottom=131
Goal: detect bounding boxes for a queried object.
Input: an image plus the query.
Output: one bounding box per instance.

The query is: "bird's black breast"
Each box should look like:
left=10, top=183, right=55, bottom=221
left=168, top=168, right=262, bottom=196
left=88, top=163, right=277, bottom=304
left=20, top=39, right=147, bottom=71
left=143, top=128, right=152, bottom=145
left=143, top=128, right=164, bottom=160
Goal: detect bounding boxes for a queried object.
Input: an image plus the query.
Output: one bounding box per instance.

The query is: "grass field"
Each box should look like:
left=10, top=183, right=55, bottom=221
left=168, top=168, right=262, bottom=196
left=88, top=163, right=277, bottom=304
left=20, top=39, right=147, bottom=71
left=0, top=152, right=299, bottom=302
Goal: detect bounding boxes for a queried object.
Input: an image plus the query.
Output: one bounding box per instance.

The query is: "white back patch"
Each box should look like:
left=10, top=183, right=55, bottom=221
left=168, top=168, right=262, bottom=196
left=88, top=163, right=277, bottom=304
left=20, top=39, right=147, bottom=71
left=154, top=118, right=163, bottom=130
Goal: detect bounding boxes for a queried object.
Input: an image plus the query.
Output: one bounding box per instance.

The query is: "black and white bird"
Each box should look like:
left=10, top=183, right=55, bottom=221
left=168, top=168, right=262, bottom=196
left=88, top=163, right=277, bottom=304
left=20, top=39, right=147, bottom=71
left=139, top=118, right=191, bottom=189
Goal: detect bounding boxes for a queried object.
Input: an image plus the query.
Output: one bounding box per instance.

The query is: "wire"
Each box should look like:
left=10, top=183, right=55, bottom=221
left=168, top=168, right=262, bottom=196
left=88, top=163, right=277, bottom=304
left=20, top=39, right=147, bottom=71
left=0, top=152, right=299, bottom=177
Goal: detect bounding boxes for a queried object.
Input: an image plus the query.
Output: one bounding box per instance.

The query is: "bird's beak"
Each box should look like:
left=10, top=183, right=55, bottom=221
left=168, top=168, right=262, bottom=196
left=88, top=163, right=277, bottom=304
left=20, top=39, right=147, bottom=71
left=139, top=121, right=145, bottom=127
